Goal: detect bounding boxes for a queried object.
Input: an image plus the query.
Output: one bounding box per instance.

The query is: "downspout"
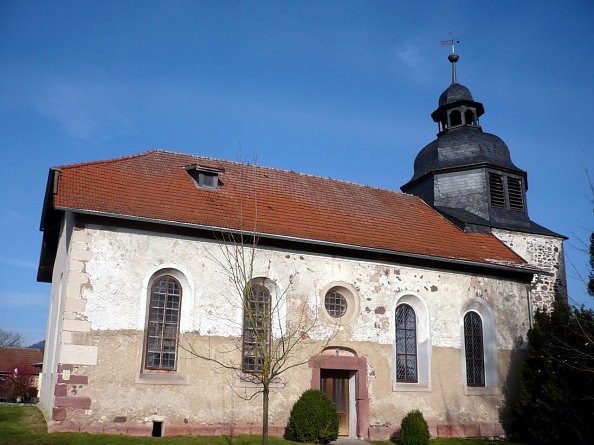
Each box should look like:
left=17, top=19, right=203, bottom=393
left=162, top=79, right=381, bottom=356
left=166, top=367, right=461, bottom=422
left=527, top=284, right=534, bottom=329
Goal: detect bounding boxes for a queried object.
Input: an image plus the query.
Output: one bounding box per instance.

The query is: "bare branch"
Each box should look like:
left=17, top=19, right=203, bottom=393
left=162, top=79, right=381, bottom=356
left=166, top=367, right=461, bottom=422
left=0, top=329, right=24, bottom=348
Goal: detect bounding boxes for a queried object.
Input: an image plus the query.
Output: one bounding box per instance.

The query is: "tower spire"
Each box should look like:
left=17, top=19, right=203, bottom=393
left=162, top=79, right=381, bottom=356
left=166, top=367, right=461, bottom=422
left=441, top=32, right=460, bottom=84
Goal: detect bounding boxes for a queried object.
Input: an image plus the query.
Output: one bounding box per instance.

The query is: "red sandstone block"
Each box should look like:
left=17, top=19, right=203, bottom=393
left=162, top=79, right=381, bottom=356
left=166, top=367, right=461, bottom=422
left=464, top=424, right=480, bottom=438
left=58, top=364, right=74, bottom=372
left=230, top=426, right=251, bottom=435
left=191, top=426, right=216, bottom=436
left=214, top=426, right=232, bottom=435
left=102, top=425, right=126, bottom=435
left=52, top=407, right=66, bottom=421
left=451, top=425, right=465, bottom=437
left=82, top=424, right=105, bottom=434
left=428, top=425, right=438, bottom=437
left=127, top=425, right=152, bottom=436
left=368, top=426, right=391, bottom=440
left=55, top=396, right=91, bottom=409
left=268, top=426, right=284, bottom=437
left=58, top=374, right=89, bottom=385
left=493, top=423, right=505, bottom=437
left=480, top=423, right=505, bottom=438
left=54, top=384, right=68, bottom=397
left=166, top=425, right=191, bottom=436
left=437, top=425, right=452, bottom=437
left=50, top=422, right=80, bottom=433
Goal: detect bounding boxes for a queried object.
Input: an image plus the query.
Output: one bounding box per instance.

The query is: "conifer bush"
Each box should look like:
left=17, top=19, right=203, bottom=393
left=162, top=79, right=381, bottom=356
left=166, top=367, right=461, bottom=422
left=509, top=299, right=594, bottom=445
left=399, top=409, right=430, bottom=445
left=286, top=389, right=339, bottom=444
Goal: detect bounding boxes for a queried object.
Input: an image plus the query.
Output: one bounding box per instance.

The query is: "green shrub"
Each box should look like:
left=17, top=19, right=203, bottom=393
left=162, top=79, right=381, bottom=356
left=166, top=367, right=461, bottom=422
left=286, top=389, right=338, bottom=444
left=399, top=409, right=430, bottom=445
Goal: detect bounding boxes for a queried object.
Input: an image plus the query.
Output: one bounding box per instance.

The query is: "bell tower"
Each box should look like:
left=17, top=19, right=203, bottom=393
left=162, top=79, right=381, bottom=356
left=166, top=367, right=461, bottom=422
left=401, top=48, right=567, bottom=312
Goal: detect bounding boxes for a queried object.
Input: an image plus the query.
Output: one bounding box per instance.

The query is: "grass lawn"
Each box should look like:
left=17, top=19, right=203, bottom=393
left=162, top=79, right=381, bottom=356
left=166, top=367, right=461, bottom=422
left=0, top=405, right=525, bottom=445
left=0, top=405, right=298, bottom=445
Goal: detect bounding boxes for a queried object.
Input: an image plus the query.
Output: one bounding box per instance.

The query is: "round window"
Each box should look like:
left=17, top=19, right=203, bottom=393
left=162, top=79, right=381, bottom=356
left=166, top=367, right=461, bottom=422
left=324, top=291, right=347, bottom=318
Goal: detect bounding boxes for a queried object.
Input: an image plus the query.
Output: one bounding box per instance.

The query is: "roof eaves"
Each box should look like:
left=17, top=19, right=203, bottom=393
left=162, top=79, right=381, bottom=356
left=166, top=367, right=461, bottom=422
left=402, top=162, right=528, bottom=191
left=57, top=206, right=540, bottom=276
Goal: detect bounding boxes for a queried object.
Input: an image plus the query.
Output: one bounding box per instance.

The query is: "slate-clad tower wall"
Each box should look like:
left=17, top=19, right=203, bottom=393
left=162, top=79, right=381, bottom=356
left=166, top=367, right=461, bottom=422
left=402, top=52, right=566, bottom=312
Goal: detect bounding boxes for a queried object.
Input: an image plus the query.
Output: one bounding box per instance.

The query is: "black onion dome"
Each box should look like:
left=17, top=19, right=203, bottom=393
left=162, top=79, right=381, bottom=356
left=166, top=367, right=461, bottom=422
left=410, top=127, right=524, bottom=182
left=438, top=82, right=473, bottom=107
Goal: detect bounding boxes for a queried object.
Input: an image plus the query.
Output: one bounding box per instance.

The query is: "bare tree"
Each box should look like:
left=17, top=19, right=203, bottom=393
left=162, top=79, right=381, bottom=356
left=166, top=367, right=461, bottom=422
left=180, top=230, right=336, bottom=445
left=0, top=329, right=24, bottom=348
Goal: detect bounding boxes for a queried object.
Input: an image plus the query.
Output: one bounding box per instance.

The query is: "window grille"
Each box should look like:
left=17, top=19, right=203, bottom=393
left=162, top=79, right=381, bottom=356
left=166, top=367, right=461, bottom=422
left=395, top=304, right=418, bottom=383
left=464, top=311, right=485, bottom=386
left=145, top=276, right=181, bottom=370
left=325, top=291, right=347, bottom=318
left=242, top=284, right=271, bottom=373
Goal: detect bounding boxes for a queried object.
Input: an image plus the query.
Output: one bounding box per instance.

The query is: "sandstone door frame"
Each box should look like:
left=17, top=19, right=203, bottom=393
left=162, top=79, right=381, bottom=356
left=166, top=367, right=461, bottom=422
left=309, top=354, right=369, bottom=439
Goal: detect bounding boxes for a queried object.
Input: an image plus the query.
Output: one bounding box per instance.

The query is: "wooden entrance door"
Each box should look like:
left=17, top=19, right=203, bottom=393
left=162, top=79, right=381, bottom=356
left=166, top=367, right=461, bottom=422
left=321, top=369, right=350, bottom=436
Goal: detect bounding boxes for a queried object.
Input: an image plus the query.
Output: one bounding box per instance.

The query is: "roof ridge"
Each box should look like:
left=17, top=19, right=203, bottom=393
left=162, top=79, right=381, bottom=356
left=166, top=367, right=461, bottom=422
left=57, top=148, right=416, bottom=197
left=168, top=150, right=417, bottom=196
left=54, top=149, right=172, bottom=170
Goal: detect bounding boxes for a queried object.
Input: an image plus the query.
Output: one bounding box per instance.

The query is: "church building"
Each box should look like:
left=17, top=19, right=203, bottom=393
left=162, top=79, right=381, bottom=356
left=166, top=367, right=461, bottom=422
left=36, top=52, right=566, bottom=440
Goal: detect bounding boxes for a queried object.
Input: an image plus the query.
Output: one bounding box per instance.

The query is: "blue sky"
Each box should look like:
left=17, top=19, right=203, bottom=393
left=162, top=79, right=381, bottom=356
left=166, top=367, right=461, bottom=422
left=1, top=1, right=592, bottom=345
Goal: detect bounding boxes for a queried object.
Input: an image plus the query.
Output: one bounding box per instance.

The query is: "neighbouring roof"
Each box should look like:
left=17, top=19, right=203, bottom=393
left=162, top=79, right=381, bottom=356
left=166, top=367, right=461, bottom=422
left=46, top=149, right=529, bottom=270
left=0, top=348, right=43, bottom=375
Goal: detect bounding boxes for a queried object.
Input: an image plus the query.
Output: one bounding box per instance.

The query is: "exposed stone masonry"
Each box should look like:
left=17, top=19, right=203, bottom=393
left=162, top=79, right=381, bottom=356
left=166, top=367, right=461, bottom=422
left=492, top=229, right=566, bottom=312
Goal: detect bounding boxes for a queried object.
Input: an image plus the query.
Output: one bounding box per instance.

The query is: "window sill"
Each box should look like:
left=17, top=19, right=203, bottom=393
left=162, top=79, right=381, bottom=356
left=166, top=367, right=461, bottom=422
left=392, top=382, right=432, bottom=392
left=135, top=372, right=190, bottom=385
left=234, top=374, right=285, bottom=389
left=464, top=386, right=499, bottom=396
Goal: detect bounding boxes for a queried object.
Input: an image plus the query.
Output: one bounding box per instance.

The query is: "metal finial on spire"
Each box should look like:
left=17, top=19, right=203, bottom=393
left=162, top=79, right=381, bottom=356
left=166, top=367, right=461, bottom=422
left=440, top=32, right=460, bottom=83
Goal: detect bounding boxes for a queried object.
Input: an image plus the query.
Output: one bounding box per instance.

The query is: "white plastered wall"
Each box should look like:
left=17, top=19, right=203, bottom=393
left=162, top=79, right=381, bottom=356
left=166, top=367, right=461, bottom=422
left=54, top=223, right=531, bottom=427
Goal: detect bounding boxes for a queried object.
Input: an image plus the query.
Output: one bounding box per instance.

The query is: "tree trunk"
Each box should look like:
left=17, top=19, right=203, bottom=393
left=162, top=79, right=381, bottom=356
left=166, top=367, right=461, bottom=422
left=262, top=385, right=269, bottom=445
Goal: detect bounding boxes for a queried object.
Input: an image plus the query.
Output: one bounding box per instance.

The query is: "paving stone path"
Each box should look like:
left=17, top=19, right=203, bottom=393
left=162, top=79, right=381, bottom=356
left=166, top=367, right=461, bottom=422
left=330, top=438, right=374, bottom=445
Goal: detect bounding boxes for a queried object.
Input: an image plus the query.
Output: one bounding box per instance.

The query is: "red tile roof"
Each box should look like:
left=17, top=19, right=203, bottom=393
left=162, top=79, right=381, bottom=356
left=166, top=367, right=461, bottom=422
left=0, top=348, right=43, bottom=375
left=52, top=150, right=527, bottom=269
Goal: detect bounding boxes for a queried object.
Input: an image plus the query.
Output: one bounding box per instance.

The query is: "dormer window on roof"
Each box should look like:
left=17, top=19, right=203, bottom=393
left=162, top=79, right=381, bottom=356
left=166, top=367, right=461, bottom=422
left=185, top=164, right=224, bottom=189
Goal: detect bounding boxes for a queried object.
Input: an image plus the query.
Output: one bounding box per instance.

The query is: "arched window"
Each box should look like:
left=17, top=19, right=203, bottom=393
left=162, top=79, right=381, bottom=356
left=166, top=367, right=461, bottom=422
left=145, top=275, right=181, bottom=370
left=449, top=109, right=462, bottom=127
left=464, top=109, right=475, bottom=125
left=395, top=304, right=417, bottom=383
left=464, top=311, right=485, bottom=387
left=242, top=284, right=271, bottom=373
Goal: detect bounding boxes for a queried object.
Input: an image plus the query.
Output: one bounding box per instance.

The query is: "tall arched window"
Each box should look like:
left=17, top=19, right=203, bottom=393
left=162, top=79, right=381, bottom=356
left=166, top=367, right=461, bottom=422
left=242, top=284, right=271, bottom=373
left=395, top=303, right=417, bottom=383
left=145, top=275, right=181, bottom=370
left=464, top=311, right=485, bottom=386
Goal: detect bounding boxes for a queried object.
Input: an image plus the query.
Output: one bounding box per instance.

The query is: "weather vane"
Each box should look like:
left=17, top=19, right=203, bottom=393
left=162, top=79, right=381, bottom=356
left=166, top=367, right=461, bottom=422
left=440, top=31, right=460, bottom=54
left=440, top=32, right=460, bottom=83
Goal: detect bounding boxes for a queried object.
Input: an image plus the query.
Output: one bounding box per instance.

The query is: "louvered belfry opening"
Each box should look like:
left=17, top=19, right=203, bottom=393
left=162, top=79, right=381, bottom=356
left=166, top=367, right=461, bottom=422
left=489, top=173, right=505, bottom=208
left=507, top=177, right=525, bottom=211
left=464, top=311, right=485, bottom=387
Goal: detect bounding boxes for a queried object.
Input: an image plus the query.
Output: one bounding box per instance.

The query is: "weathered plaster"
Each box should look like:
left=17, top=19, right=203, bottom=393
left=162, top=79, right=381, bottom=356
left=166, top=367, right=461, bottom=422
left=45, top=223, right=530, bottom=438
